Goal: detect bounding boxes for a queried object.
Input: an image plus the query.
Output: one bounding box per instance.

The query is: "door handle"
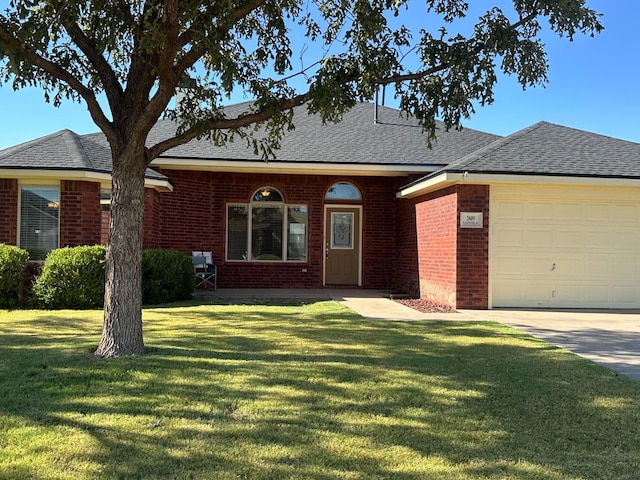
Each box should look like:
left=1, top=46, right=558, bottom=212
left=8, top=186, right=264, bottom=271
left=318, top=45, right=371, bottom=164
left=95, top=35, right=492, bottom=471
left=325, top=243, right=329, bottom=259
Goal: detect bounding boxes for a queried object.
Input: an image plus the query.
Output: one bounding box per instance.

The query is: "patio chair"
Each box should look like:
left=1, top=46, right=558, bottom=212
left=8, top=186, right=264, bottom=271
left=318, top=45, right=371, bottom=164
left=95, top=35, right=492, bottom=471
left=192, top=250, right=217, bottom=290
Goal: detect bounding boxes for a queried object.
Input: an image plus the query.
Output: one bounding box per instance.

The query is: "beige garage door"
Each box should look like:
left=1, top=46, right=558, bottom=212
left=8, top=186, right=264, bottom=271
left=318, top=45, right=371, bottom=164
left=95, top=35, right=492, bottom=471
left=491, top=184, right=640, bottom=308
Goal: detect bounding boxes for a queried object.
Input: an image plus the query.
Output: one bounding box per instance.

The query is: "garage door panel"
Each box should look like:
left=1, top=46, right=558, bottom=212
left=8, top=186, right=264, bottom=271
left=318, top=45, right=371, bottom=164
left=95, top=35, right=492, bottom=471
left=526, top=229, right=554, bottom=248
left=523, top=256, right=554, bottom=276
left=555, top=230, right=583, bottom=249
left=496, top=201, right=524, bottom=220
left=494, top=228, right=524, bottom=247
left=584, top=285, right=610, bottom=303
left=612, top=258, right=637, bottom=276
left=526, top=202, right=554, bottom=221
left=585, top=204, right=612, bottom=223
left=554, top=203, right=584, bottom=223
left=491, top=185, right=640, bottom=308
left=613, top=204, right=640, bottom=222
left=581, top=230, right=610, bottom=249
left=583, top=257, right=611, bottom=277
left=613, top=285, right=639, bottom=303
left=612, top=230, right=638, bottom=249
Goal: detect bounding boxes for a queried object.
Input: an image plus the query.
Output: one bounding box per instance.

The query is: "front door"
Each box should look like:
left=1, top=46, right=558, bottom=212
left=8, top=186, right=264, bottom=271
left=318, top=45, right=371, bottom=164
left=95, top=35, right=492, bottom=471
left=325, top=207, right=360, bottom=285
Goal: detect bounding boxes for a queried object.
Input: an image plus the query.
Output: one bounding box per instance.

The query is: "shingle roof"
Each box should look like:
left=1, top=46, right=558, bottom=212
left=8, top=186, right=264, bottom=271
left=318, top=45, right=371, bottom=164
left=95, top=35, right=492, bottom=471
left=0, top=129, right=167, bottom=181
left=148, top=102, right=501, bottom=166
left=426, top=121, right=640, bottom=179
left=0, top=129, right=94, bottom=171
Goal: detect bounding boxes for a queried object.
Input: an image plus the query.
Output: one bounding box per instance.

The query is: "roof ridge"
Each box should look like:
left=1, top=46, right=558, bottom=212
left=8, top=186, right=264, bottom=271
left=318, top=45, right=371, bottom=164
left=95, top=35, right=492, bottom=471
left=445, top=121, right=548, bottom=172
left=61, top=129, right=93, bottom=169
left=0, top=129, right=76, bottom=159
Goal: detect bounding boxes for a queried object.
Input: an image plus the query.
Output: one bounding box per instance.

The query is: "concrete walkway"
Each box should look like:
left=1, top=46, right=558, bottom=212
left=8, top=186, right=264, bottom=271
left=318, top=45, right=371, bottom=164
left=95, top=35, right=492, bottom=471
left=206, top=288, right=640, bottom=381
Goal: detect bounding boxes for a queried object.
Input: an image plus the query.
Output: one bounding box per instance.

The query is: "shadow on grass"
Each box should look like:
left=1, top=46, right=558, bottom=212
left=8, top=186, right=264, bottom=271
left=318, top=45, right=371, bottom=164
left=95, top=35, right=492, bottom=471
left=1, top=304, right=639, bottom=479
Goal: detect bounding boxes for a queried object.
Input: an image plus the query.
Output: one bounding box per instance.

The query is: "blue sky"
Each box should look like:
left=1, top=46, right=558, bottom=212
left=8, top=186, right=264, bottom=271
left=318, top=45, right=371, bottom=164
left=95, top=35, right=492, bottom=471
left=0, top=0, right=637, bottom=150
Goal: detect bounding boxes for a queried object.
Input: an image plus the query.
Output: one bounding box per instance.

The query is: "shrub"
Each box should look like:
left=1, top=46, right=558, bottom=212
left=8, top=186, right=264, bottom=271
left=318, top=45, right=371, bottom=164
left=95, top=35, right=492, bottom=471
left=0, top=244, right=30, bottom=308
left=33, top=246, right=106, bottom=309
left=142, top=249, right=195, bottom=305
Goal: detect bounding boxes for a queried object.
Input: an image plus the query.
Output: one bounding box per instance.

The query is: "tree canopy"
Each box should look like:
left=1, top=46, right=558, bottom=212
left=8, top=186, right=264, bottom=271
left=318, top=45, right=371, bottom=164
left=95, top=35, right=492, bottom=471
left=0, top=0, right=603, bottom=357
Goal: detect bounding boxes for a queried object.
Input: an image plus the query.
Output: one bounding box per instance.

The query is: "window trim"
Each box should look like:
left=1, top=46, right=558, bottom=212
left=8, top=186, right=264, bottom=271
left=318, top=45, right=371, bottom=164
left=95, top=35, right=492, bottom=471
left=226, top=199, right=309, bottom=263
left=18, top=182, right=61, bottom=260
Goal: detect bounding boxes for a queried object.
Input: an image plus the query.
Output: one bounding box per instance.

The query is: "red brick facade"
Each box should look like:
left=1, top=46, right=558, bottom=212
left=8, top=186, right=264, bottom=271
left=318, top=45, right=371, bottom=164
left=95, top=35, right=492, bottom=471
left=0, top=172, right=491, bottom=307
left=151, top=170, right=404, bottom=289
left=0, top=179, right=18, bottom=245
left=408, top=184, right=489, bottom=309
left=59, top=180, right=103, bottom=247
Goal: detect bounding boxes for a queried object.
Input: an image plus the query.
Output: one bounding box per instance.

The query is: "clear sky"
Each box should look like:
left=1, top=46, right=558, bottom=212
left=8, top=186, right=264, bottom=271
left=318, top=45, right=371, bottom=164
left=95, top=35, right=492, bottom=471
left=0, top=0, right=637, bottom=151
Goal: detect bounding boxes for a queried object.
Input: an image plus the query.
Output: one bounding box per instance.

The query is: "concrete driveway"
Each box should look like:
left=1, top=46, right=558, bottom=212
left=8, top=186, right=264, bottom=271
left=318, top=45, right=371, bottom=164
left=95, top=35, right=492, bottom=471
left=463, top=309, right=640, bottom=382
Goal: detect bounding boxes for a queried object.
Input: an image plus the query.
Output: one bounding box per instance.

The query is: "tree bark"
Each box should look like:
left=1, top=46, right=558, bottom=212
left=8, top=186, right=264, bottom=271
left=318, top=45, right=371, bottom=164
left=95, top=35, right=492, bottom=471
left=95, top=144, right=147, bottom=358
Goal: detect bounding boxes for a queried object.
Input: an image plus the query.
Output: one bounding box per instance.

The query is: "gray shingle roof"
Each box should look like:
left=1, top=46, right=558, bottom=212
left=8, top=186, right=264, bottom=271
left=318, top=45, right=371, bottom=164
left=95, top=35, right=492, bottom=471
left=0, top=129, right=167, bottom=181
left=427, top=121, right=640, bottom=179
left=0, top=129, right=94, bottom=171
left=149, top=102, right=501, bottom=166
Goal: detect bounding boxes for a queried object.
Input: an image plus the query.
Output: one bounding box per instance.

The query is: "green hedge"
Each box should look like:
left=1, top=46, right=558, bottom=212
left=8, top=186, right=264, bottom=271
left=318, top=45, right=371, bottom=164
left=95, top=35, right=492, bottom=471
left=0, top=244, right=30, bottom=308
left=32, top=246, right=106, bottom=309
left=29, top=246, right=195, bottom=309
left=142, top=249, right=195, bottom=305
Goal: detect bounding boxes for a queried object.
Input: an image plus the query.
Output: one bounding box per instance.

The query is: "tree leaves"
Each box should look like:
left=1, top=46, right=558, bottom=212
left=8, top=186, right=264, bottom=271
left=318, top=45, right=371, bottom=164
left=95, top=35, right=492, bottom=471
left=0, top=0, right=604, bottom=155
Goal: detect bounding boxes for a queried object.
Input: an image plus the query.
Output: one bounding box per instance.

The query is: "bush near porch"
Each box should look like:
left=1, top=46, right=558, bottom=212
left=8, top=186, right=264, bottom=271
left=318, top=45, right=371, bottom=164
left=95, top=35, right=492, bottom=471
left=2, top=246, right=194, bottom=309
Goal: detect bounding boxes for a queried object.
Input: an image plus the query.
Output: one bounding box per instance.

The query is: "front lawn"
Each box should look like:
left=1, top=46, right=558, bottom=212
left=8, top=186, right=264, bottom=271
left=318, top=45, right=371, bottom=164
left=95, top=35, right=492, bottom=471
left=1, top=301, right=638, bottom=479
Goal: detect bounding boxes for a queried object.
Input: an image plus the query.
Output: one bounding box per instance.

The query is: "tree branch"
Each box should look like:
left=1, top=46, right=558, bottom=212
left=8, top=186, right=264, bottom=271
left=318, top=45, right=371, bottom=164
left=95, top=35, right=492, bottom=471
left=63, top=22, right=124, bottom=110
left=147, top=93, right=307, bottom=161
left=0, top=24, right=115, bottom=141
left=377, top=8, right=540, bottom=85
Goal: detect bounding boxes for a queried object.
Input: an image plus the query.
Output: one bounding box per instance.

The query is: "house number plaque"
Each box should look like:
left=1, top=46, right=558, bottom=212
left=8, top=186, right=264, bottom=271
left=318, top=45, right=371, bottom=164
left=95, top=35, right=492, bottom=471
left=460, top=212, right=483, bottom=228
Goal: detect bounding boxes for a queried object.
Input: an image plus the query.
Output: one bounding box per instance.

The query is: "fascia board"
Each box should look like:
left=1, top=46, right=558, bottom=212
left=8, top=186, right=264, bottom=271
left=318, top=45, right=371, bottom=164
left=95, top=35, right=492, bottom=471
left=150, top=158, right=438, bottom=177
left=0, top=169, right=173, bottom=192
left=398, top=172, right=640, bottom=198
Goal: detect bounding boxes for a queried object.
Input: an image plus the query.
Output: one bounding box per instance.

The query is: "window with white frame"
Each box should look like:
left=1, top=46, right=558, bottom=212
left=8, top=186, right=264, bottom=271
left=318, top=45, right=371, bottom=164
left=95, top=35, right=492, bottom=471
left=226, top=187, right=308, bottom=262
left=19, top=185, right=60, bottom=260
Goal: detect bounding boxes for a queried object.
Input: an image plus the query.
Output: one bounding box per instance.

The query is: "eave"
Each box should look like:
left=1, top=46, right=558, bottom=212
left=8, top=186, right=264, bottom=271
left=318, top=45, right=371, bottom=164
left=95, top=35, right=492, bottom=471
left=151, top=157, right=440, bottom=177
left=0, top=168, right=173, bottom=192
left=397, top=172, right=640, bottom=199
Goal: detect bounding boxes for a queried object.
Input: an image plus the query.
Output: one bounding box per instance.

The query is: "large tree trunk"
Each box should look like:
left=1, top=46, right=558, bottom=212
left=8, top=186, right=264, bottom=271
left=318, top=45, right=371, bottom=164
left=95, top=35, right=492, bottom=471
left=95, top=144, right=147, bottom=358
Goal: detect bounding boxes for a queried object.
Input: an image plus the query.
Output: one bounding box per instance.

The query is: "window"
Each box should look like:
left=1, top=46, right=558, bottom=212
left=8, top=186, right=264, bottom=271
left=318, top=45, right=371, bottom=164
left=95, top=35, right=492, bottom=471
left=325, top=182, right=361, bottom=201
left=19, top=186, right=60, bottom=260
left=227, top=187, right=308, bottom=262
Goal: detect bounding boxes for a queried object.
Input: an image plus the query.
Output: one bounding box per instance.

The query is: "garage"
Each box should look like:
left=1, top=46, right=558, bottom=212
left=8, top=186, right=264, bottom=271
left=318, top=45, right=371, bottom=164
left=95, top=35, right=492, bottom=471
left=491, top=183, right=640, bottom=308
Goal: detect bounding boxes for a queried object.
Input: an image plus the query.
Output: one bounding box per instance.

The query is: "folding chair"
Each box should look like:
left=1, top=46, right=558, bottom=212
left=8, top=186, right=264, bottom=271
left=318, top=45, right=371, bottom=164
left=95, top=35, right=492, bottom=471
left=192, top=250, right=217, bottom=290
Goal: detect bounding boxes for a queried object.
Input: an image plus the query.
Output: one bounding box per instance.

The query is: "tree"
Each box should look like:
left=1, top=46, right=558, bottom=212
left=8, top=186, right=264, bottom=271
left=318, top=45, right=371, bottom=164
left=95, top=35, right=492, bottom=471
left=0, top=0, right=602, bottom=357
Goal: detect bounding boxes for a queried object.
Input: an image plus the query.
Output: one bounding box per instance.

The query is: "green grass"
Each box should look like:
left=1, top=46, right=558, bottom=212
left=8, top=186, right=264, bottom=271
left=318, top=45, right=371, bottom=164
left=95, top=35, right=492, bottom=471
left=1, top=301, right=639, bottom=480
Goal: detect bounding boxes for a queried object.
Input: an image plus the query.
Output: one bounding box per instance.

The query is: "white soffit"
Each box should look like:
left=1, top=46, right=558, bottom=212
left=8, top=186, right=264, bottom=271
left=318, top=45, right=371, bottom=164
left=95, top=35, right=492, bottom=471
left=0, top=168, right=173, bottom=192
left=151, top=158, right=438, bottom=177
left=398, top=173, right=640, bottom=199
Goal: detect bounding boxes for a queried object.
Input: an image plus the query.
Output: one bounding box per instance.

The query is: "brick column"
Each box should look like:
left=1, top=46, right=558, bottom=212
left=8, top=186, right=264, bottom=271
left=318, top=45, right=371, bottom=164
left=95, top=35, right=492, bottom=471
left=0, top=179, right=18, bottom=245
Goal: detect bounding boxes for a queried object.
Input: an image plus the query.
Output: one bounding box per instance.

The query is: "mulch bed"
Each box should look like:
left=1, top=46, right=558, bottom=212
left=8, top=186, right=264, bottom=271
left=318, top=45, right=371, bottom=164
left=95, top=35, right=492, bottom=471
left=392, top=297, right=457, bottom=313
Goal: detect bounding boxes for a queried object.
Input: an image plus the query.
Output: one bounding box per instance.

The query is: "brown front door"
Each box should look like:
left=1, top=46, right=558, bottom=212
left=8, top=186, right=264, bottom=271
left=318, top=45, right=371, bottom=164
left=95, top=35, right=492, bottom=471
left=325, top=207, right=360, bottom=285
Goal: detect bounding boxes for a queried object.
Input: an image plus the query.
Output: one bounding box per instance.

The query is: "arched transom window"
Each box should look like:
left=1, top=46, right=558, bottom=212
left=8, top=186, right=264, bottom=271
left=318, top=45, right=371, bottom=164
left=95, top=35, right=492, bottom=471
left=226, top=187, right=308, bottom=262
left=325, top=182, right=362, bottom=201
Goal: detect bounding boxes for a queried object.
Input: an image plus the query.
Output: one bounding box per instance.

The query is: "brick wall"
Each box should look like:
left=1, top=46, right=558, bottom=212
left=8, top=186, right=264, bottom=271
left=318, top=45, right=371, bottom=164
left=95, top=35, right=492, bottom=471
left=455, top=185, right=489, bottom=309
left=59, top=180, right=102, bottom=247
left=0, top=179, right=18, bottom=245
left=143, top=188, right=162, bottom=249
left=415, top=186, right=458, bottom=306
left=410, top=184, right=490, bottom=309
left=394, top=195, right=420, bottom=295
left=156, top=170, right=404, bottom=289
